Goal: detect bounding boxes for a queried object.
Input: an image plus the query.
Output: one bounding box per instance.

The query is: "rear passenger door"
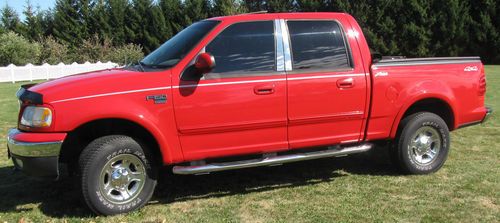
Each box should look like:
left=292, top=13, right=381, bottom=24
left=283, top=19, right=368, bottom=149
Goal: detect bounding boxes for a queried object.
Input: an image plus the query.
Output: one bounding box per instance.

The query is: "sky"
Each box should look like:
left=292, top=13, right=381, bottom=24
left=0, top=0, right=56, bottom=20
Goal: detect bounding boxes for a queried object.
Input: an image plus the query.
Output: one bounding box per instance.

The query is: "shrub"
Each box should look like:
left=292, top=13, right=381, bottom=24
left=39, top=36, right=70, bottom=65
left=105, top=43, right=144, bottom=65
left=0, top=31, right=41, bottom=66
left=72, top=34, right=113, bottom=63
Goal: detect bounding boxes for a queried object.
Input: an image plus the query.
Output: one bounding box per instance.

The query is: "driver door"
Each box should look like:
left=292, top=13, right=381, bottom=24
left=172, top=20, right=288, bottom=160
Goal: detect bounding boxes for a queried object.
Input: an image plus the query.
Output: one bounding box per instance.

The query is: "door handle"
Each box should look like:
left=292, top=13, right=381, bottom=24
left=254, top=84, right=275, bottom=95
left=336, top=78, right=355, bottom=88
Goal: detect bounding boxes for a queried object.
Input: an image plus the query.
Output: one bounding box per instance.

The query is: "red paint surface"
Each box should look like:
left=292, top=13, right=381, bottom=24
left=20, top=13, right=488, bottom=164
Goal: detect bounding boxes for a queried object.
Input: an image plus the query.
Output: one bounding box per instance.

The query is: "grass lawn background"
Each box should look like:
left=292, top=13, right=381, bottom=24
left=0, top=66, right=498, bottom=222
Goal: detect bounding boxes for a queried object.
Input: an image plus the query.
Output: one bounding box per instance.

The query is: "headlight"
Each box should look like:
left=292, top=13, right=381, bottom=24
left=20, top=106, right=52, bottom=128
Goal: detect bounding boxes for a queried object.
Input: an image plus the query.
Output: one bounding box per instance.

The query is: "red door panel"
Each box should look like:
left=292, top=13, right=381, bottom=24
left=287, top=72, right=367, bottom=148
left=173, top=76, right=287, bottom=160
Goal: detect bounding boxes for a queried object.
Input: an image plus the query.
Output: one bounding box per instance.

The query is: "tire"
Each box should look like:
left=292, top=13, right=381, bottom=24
left=393, top=112, right=450, bottom=174
left=78, top=135, right=157, bottom=215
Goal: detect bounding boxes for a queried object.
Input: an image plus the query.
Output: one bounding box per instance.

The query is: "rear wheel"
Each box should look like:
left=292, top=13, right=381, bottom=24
left=78, top=135, right=157, bottom=215
left=393, top=112, right=450, bottom=174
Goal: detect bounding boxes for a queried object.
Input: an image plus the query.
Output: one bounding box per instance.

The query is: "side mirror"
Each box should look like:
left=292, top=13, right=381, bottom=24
left=195, top=53, right=215, bottom=74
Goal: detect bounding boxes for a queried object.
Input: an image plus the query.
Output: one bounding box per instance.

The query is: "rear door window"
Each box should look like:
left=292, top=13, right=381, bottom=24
left=286, top=20, right=352, bottom=72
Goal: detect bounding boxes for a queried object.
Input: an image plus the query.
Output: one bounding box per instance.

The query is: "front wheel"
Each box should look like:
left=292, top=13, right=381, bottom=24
left=78, top=135, right=157, bottom=215
left=393, top=112, right=450, bottom=174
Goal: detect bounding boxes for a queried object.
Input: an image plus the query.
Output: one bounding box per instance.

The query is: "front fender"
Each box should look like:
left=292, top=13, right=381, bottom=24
left=49, top=91, right=183, bottom=164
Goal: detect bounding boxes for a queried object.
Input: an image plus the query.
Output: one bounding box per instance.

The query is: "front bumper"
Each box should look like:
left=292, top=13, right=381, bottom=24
left=7, top=128, right=65, bottom=178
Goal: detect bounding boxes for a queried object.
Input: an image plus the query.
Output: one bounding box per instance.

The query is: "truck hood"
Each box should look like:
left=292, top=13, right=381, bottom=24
left=28, top=68, right=170, bottom=103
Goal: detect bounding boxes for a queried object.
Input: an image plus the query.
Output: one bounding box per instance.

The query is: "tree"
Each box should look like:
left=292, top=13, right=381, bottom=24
left=23, top=1, right=44, bottom=41
left=89, top=0, right=111, bottom=40
left=184, top=0, right=211, bottom=25
left=213, top=0, right=243, bottom=16
left=159, top=0, right=188, bottom=34
left=52, top=0, right=86, bottom=46
left=467, top=0, right=499, bottom=63
left=126, top=0, right=170, bottom=53
left=0, top=5, right=24, bottom=35
left=106, top=0, right=128, bottom=45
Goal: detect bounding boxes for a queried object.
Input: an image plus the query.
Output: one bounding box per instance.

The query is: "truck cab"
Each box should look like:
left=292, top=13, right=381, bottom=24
left=7, top=12, right=491, bottom=215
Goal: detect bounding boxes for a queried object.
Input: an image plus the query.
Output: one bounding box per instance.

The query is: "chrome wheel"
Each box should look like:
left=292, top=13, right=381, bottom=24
left=408, top=126, right=441, bottom=165
left=99, top=154, right=146, bottom=204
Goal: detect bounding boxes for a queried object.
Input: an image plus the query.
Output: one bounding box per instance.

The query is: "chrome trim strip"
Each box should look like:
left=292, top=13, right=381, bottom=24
left=287, top=73, right=365, bottom=81
left=51, top=86, right=171, bottom=103
left=279, top=19, right=293, bottom=71
left=7, top=129, right=62, bottom=157
left=174, top=78, right=287, bottom=88
left=173, top=143, right=373, bottom=175
left=274, top=19, right=285, bottom=72
left=174, top=73, right=365, bottom=88
left=374, top=57, right=481, bottom=67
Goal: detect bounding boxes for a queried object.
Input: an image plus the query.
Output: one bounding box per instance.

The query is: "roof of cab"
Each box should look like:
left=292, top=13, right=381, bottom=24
left=207, top=12, right=350, bottom=23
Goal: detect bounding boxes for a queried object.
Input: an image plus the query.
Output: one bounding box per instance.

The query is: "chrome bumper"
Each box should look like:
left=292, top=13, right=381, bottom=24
left=7, top=129, right=62, bottom=178
left=482, top=107, right=493, bottom=123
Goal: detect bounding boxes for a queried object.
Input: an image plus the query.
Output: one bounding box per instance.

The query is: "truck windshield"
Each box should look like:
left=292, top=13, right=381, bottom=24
left=140, top=20, right=220, bottom=69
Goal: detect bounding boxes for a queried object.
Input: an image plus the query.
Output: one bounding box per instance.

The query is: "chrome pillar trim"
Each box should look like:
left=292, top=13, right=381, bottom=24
left=279, top=19, right=293, bottom=72
left=274, top=19, right=285, bottom=72
left=7, top=129, right=62, bottom=157
left=173, top=143, right=373, bottom=175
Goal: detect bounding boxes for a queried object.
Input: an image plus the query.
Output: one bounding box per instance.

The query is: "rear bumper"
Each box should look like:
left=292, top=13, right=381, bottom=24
left=482, top=106, right=493, bottom=123
left=457, top=106, right=492, bottom=129
left=6, top=128, right=65, bottom=178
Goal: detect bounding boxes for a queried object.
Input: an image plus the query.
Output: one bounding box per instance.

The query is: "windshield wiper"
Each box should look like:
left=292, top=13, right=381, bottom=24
left=137, top=60, right=145, bottom=72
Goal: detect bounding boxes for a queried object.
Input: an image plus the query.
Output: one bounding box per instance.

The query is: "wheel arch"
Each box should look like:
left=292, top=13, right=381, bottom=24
left=390, top=95, right=457, bottom=138
left=60, top=117, right=169, bottom=171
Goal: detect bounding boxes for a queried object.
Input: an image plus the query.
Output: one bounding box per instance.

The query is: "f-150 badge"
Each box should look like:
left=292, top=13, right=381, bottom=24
left=146, top=94, right=167, bottom=104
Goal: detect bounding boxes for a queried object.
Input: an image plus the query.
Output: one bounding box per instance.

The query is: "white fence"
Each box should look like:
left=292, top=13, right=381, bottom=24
left=0, top=61, right=119, bottom=83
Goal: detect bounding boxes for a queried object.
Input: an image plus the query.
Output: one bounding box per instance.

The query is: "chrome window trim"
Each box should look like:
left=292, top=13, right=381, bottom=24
left=279, top=19, right=293, bottom=72
left=274, top=19, right=285, bottom=72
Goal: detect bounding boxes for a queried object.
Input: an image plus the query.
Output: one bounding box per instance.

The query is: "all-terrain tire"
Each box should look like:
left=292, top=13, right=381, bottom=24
left=78, top=135, right=157, bottom=215
left=393, top=112, right=450, bottom=174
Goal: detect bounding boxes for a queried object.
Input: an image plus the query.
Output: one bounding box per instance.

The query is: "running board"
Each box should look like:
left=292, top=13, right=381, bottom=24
left=172, top=143, right=373, bottom=175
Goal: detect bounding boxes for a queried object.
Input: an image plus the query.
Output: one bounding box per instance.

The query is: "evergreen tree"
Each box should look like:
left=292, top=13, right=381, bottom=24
left=243, top=0, right=266, bottom=12
left=126, top=0, right=169, bottom=53
left=159, top=0, right=187, bottom=34
left=52, top=0, right=86, bottom=46
left=467, top=0, right=499, bottom=63
left=23, top=2, right=44, bottom=41
left=89, top=0, right=111, bottom=40
left=213, top=0, right=243, bottom=16
left=0, top=5, right=24, bottom=35
left=266, top=0, right=294, bottom=12
left=106, top=0, right=128, bottom=46
left=429, top=0, right=470, bottom=57
left=184, top=0, right=211, bottom=25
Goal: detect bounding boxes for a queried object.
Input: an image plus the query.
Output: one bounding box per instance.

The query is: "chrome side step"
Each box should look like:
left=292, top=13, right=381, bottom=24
left=172, top=143, right=373, bottom=175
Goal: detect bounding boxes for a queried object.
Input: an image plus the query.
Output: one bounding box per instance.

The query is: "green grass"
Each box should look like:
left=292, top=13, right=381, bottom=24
left=0, top=67, right=499, bottom=222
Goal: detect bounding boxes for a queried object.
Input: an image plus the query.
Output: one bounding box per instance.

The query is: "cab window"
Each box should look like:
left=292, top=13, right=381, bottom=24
left=204, top=21, right=276, bottom=78
left=287, top=20, right=352, bottom=72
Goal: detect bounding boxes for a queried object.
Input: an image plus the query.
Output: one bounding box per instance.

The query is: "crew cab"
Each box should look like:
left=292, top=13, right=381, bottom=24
left=6, top=12, right=491, bottom=215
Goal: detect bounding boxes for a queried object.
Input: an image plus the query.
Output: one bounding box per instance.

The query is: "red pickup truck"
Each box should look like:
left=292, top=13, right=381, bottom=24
left=7, top=12, right=491, bottom=215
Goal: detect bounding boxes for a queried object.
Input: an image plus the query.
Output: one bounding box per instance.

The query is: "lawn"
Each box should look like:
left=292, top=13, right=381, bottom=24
left=0, top=66, right=498, bottom=222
